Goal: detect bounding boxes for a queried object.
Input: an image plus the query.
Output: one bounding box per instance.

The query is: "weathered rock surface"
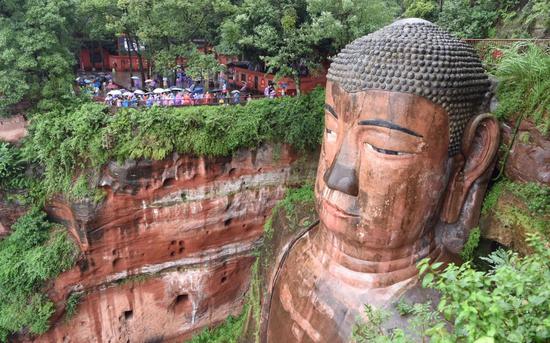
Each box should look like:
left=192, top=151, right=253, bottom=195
left=27, top=144, right=317, bottom=343
left=0, top=114, right=27, bottom=143
left=0, top=198, right=26, bottom=238
left=501, top=119, right=550, bottom=185
left=480, top=188, right=549, bottom=255
left=479, top=119, right=549, bottom=252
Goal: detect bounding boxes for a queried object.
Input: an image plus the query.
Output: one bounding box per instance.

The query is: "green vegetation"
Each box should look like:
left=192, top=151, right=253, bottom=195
left=188, top=305, right=248, bottom=343
left=353, top=234, right=550, bottom=342
left=418, top=234, right=550, bottom=342
left=352, top=304, right=409, bottom=342
left=460, top=227, right=481, bottom=262
left=8, top=89, right=323, bottom=203
left=353, top=301, right=439, bottom=343
left=0, top=142, right=25, bottom=189
left=403, top=0, right=545, bottom=39
left=482, top=179, right=549, bottom=237
left=482, top=181, right=506, bottom=215
left=482, top=179, right=549, bottom=216
left=222, top=0, right=399, bottom=92
left=0, top=208, right=78, bottom=342
left=497, top=205, right=549, bottom=238
left=0, top=0, right=76, bottom=116
left=2, top=0, right=543, bottom=116
left=264, top=183, right=315, bottom=240
left=64, top=292, right=82, bottom=321
left=492, top=43, right=550, bottom=133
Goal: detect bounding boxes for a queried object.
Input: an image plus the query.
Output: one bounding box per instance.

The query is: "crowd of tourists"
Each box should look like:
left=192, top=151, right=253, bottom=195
left=103, top=87, right=254, bottom=108
left=77, top=68, right=288, bottom=108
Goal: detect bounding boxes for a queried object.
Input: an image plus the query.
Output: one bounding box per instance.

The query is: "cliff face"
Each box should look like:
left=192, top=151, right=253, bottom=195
left=479, top=119, right=549, bottom=254
left=32, top=144, right=317, bottom=343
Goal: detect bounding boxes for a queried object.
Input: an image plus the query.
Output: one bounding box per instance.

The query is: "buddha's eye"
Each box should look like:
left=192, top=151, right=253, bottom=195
left=326, top=128, right=337, bottom=142
left=365, top=143, right=410, bottom=156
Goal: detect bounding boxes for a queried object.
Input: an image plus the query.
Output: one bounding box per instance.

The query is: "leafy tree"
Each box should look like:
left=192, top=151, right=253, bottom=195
left=402, top=0, right=440, bottom=21
left=218, top=0, right=398, bottom=94
left=306, top=0, right=400, bottom=55
left=0, top=0, right=76, bottom=116
left=184, top=50, right=226, bottom=91
left=436, top=0, right=497, bottom=38
left=75, top=0, right=119, bottom=72
left=124, top=0, right=235, bottom=80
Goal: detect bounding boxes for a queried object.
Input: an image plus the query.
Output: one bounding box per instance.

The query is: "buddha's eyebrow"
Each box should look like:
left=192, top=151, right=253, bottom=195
left=359, top=119, right=423, bottom=138
left=324, top=104, right=338, bottom=119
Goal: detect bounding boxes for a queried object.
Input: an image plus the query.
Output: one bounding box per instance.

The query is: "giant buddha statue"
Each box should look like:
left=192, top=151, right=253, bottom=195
left=265, top=19, right=499, bottom=342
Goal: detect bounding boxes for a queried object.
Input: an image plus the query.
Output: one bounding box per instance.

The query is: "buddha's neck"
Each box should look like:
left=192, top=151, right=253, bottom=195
left=310, top=224, right=440, bottom=288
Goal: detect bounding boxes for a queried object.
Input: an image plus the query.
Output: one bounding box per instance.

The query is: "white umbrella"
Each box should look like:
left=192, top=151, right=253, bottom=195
left=130, top=76, right=140, bottom=80
left=170, top=87, right=184, bottom=91
left=123, top=91, right=134, bottom=96
left=134, top=89, right=146, bottom=95
left=162, top=88, right=171, bottom=93
left=107, top=90, right=122, bottom=96
left=153, top=88, right=165, bottom=94
left=145, top=79, right=154, bottom=83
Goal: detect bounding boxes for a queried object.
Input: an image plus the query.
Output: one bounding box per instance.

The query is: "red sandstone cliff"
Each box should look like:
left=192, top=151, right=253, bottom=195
left=26, top=144, right=317, bottom=343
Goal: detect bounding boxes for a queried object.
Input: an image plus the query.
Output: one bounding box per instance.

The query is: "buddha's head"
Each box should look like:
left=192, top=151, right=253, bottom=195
left=317, top=19, right=499, bottom=253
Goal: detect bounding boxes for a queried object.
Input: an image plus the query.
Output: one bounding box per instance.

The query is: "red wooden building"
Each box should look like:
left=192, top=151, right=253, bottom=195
left=227, top=65, right=327, bottom=95
left=79, top=38, right=327, bottom=94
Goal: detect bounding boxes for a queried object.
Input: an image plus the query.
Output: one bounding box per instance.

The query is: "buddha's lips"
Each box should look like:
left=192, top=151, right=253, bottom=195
left=321, top=198, right=359, bottom=218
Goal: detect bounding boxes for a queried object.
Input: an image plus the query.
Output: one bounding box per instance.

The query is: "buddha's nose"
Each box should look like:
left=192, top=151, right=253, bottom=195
left=323, top=137, right=359, bottom=196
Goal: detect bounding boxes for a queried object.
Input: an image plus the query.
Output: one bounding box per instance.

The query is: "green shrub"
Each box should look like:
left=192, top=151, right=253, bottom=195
left=0, top=209, right=78, bottom=341
left=417, top=233, right=550, bottom=342
left=19, top=89, right=324, bottom=203
left=353, top=234, right=550, bottom=342
left=493, top=43, right=550, bottom=133
left=188, top=305, right=247, bottom=343
left=64, top=292, right=82, bottom=320
left=352, top=304, right=409, bottom=342
left=0, top=142, right=25, bottom=189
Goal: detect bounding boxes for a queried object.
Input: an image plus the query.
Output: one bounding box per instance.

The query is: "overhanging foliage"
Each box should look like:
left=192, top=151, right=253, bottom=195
left=16, top=89, right=324, bottom=203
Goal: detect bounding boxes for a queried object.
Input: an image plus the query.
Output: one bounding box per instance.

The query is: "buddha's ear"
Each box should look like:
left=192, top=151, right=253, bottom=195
left=441, top=114, right=500, bottom=223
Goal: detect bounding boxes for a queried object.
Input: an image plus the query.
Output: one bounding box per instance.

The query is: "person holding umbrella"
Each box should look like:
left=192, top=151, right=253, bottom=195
left=131, top=76, right=141, bottom=90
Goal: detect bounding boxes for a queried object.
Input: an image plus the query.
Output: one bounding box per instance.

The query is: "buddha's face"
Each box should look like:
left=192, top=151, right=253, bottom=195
left=316, top=81, right=451, bottom=249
